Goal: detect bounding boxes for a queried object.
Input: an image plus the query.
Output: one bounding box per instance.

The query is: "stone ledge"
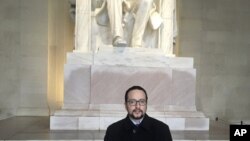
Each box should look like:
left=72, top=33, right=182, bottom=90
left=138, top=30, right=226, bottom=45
left=68, top=48, right=193, bottom=68
left=50, top=115, right=209, bottom=131
left=54, top=109, right=206, bottom=118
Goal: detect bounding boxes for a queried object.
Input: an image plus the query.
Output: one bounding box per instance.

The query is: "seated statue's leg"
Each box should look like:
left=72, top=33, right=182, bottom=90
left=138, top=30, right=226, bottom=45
left=131, top=0, right=153, bottom=47
left=106, top=0, right=127, bottom=47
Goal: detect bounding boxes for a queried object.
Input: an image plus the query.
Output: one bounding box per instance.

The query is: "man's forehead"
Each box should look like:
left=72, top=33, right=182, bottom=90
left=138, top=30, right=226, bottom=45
left=128, top=89, right=146, bottom=97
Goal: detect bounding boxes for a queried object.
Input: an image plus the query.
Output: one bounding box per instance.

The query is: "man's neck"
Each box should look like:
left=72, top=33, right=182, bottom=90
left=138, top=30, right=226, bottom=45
left=129, top=117, right=144, bottom=125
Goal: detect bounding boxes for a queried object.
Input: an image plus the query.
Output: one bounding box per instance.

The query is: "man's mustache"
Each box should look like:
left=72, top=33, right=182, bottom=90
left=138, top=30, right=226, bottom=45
left=133, top=109, right=143, bottom=113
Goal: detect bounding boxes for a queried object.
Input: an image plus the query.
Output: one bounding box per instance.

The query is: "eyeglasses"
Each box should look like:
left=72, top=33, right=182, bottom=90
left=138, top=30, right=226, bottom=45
left=127, top=99, right=147, bottom=106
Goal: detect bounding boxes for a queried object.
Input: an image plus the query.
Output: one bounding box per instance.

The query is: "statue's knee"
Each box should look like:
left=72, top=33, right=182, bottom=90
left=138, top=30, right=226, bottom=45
left=141, top=0, right=154, bottom=8
left=142, top=0, right=153, bottom=4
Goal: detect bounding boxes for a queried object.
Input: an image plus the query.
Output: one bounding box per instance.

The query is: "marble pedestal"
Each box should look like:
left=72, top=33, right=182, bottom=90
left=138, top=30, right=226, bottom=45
left=50, top=47, right=209, bottom=130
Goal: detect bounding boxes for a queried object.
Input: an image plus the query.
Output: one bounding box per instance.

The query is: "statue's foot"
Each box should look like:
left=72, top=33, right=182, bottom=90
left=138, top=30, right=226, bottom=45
left=131, top=41, right=142, bottom=48
left=113, top=37, right=127, bottom=47
left=132, top=45, right=142, bottom=48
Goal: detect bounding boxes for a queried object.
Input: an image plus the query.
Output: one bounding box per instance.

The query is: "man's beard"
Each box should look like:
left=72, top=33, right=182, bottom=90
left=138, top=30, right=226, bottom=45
left=129, top=109, right=145, bottom=119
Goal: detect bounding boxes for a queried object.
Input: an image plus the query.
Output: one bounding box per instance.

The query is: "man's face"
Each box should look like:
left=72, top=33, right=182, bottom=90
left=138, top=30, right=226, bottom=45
left=125, top=89, right=147, bottom=119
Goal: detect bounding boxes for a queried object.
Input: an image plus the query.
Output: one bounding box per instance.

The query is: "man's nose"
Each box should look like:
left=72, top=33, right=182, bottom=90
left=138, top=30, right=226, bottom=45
left=135, top=101, right=140, bottom=107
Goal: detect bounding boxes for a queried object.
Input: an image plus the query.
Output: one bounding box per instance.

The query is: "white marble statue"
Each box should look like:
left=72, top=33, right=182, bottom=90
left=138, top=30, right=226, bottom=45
left=95, top=0, right=162, bottom=47
left=74, top=0, right=177, bottom=55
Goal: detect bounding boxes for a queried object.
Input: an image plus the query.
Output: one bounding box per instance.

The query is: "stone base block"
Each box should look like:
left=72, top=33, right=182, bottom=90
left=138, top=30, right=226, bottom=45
left=51, top=50, right=209, bottom=131
left=50, top=113, right=209, bottom=131
left=50, top=107, right=209, bottom=131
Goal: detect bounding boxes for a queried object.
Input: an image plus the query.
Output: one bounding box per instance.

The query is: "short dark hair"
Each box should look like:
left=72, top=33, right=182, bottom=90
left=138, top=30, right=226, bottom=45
left=125, top=86, right=148, bottom=102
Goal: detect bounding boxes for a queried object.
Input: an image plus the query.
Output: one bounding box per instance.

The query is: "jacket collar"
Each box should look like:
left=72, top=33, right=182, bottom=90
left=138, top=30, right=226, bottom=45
left=123, top=114, right=152, bottom=131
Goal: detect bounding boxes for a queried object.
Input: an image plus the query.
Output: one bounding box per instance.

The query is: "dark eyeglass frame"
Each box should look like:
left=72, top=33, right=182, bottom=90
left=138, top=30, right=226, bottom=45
left=127, top=99, right=147, bottom=106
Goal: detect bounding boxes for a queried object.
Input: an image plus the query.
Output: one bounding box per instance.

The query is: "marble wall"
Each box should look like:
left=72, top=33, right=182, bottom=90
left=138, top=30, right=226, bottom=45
left=0, top=0, right=21, bottom=119
left=0, top=0, right=249, bottom=122
left=48, top=0, right=74, bottom=114
left=0, top=0, right=74, bottom=119
left=0, top=0, right=48, bottom=118
left=178, top=0, right=250, bottom=122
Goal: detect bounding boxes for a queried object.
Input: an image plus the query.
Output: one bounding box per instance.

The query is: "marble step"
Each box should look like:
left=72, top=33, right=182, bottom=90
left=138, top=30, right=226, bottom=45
left=51, top=110, right=209, bottom=131
left=53, top=110, right=206, bottom=118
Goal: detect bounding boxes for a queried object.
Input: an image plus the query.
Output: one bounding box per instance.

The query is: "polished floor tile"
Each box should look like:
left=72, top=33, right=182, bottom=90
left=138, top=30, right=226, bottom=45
left=0, top=116, right=229, bottom=140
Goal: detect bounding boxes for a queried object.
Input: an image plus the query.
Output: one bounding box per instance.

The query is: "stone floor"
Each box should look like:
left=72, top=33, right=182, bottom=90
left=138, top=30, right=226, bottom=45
left=0, top=116, right=229, bottom=140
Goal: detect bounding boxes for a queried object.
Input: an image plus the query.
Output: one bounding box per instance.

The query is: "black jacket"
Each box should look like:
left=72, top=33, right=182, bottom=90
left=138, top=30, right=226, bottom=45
left=104, top=114, right=173, bottom=141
